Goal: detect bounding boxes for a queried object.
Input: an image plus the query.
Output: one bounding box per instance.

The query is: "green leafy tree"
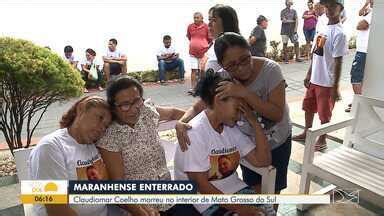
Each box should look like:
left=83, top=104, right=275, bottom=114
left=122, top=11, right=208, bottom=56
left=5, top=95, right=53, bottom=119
left=0, top=37, right=84, bottom=153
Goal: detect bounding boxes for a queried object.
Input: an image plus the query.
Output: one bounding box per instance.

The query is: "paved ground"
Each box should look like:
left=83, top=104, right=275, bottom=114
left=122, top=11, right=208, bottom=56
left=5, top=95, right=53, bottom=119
left=0, top=52, right=354, bottom=147
left=1, top=51, right=383, bottom=215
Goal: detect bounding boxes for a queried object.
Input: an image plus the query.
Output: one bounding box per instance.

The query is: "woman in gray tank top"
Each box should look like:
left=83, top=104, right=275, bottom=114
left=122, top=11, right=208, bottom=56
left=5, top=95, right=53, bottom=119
left=214, top=32, right=292, bottom=211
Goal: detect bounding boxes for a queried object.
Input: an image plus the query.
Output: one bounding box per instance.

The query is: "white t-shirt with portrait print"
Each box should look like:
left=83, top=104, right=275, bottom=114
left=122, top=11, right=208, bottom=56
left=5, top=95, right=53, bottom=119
left=28, top=128, right=108, bottom=216
left=174, top=111, right=256, bottom=213
left=310, top=23, right=348, bottom=87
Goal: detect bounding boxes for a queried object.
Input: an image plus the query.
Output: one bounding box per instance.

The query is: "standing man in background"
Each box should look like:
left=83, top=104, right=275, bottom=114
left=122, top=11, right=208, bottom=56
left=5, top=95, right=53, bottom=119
left=187, top=12, right=211, bottom=95
left=280, top=0, right=303, bottom=63
left=345, top=0, right=373, bottom=112
left=249, top=15, right=268, bottom=57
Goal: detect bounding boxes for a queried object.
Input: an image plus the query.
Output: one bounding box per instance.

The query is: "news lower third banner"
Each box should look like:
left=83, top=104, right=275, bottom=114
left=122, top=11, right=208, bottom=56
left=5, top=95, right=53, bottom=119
left=20, top=180, right=333, bottom=205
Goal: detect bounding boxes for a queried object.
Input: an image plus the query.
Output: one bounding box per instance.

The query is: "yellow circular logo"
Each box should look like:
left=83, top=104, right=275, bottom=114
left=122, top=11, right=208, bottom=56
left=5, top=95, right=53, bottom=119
left=44, top=182, right=58, bottom=192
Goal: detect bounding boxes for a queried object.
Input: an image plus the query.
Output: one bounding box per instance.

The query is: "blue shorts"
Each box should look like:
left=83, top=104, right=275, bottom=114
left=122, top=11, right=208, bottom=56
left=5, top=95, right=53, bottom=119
left=240, top=135, right=292, bottom=192
left=202, top=187, right=276, bottom=216
left=303, top=28, right=316, bottom=42
left=350, top=51, right=367, bottom=84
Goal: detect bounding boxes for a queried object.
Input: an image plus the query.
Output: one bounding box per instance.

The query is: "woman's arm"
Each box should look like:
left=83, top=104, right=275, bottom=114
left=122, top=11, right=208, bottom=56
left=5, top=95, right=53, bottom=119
left=179, top=99, right=206, bottom=123
left=156, top=106, right=185, bottom=121
left=243, top=81, right=285, bottom=122
left=303, top=11, right=316, bottom=19
left=359, top=1, right=370, bottom=16
left=187, top=26, right=191, bottom=41
left=98, top=148, right=125, bottom=179
left=175, top=100, right=207, bottom=151
left=82, top=64, right=91, bottom=73
left=216, top=80, right=286, bottom=122
left=240, top=103, right=272, bottom=167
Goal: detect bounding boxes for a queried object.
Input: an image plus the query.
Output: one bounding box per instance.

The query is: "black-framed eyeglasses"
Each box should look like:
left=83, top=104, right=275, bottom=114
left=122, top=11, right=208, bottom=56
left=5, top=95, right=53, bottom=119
left=115, top=97, right=144, bottom=112
left=222, top=55, right=251, bottom=72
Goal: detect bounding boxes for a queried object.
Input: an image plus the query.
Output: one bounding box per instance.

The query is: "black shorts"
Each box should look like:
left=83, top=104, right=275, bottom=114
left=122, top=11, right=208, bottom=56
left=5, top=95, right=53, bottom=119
left=109, top=62, right=122, bottom=75
left=240, top=135, right=292, bottom=192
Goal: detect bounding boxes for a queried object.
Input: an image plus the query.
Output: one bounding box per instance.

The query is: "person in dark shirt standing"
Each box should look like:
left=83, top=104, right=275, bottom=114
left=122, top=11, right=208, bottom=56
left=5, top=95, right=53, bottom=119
left=281, top=0, right=303, bottom=63
left=249, top=15, right=268, bottom=57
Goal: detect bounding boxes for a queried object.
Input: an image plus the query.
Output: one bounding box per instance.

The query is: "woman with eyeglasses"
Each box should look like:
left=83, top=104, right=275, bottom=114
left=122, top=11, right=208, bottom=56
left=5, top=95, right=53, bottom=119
left=96, top=75, right=199, bottom=216
left=176, top=33, right=291, bottom=211
left=205, top=4, right=240, bottom=73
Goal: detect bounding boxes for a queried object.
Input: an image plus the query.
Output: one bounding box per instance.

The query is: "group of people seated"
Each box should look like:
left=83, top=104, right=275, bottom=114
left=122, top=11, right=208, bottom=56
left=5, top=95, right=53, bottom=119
left=30, top=4, right=294, bottom=216
left=62, top=35, right=188, bottom=92
left=63, top=38, right=128, bottom=93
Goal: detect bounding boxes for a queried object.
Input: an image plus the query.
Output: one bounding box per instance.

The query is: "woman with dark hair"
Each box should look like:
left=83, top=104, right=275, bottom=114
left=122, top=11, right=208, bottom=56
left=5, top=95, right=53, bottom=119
left=205, top=4, right=240, bottom=72
left=176, top=4, right=242, bottom=149
left=216, top=32, right=291, bottom=210
left=96, top=75, right=198, bottom=215
left=177, top=33, right=291, bottom=211
left=81, top=48, right=104, bottom=93
left=302, top=0, right=317, bottom=59
left=174, top=72, right=275, bottom=216
left=29, top=96, right=112, bottom=216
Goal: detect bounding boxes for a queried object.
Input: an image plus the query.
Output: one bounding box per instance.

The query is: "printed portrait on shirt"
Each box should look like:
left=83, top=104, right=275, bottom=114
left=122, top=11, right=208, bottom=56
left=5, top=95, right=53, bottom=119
left=76, top=157, right=108, bottom=180
left=313, top=34, right=327, bottom=56
left=208, top=149, right=240, bottom=181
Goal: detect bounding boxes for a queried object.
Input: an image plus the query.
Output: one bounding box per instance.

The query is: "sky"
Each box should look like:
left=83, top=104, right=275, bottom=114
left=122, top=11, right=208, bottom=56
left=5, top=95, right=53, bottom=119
left=0, top=0, right=367, bottom=71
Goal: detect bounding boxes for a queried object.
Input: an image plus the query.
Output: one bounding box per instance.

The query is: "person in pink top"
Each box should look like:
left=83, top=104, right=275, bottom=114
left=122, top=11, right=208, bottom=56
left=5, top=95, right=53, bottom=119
left=187, top=12, right=212, bottom=95
left=302, top=0, right=317, bottom=59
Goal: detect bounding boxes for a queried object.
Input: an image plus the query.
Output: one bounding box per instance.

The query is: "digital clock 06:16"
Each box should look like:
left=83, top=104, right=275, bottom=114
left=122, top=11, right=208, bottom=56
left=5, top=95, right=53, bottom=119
left=35, top=195, right=54, bottom=202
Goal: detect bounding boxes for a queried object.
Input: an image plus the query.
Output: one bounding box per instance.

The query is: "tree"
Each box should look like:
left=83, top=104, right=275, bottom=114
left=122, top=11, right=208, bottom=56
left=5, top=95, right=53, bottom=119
left=0, top=37, right=84, bottom=154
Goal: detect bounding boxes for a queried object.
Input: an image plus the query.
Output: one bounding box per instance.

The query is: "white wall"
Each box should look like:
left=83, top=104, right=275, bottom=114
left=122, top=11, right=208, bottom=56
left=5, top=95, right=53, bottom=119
left=0, top=0, right=365, bottom=71
left=362, top=0, right=384, bottom=100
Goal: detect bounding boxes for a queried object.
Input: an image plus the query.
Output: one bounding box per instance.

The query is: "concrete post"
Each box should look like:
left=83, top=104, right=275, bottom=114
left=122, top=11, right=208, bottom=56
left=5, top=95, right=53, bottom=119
left=356, top=0, right=384, bottom=159
left=362, top=1, right=384, bottom=99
